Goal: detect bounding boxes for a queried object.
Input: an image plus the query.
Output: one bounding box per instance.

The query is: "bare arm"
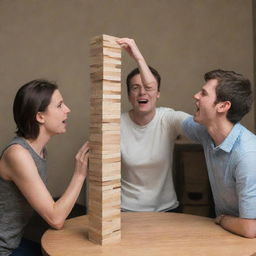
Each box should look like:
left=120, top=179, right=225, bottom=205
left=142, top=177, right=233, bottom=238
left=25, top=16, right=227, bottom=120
left=117, top=38, right=157, bottom=87
left=215, top=215, right=256, bottom=238
left=1, top=141, right=89, bottom=229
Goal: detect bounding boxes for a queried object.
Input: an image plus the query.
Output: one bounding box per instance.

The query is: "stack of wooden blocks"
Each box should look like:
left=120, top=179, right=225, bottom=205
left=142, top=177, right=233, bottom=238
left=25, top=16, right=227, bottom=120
left=88, top=34, right=121, bottom=245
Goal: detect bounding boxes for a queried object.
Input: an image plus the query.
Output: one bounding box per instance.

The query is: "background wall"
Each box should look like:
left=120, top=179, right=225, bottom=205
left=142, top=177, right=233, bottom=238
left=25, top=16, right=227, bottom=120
left=0, top=0, right=254, bottom=205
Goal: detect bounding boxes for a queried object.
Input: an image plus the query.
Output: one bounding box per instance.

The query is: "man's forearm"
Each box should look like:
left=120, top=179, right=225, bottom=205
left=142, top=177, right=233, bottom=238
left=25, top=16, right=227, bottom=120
left=216, top=215, right=256, bottom=238
left=136, top=57, right=157, bottom=86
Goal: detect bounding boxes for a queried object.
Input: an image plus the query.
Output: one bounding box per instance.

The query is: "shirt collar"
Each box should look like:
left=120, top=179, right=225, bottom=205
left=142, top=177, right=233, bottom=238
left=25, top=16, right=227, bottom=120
left=212, top=123, right=242, bottom=153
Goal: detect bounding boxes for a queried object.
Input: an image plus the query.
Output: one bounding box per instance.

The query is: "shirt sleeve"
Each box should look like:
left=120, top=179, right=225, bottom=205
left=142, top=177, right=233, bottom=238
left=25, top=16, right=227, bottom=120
left=235, top=151, right=256, bottom=218
left=182, top=116, right=206, bottom=143
left=173, top=111, right=191, bottom=137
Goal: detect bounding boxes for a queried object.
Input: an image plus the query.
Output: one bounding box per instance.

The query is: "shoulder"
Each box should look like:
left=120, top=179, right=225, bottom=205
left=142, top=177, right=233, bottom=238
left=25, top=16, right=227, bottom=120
left=232, top=126, right=256, bottom=172
left=182, top=116, right=209, bottom=142
left=121, top=112, right=131, bottom=126
left=233, top=125, right=256, bottom=155
left=3, top=144, right=31, bottom=162
left=158, top=107, right=190, bottom=121
left=182, top=116, right=201, bottom=130
left=121, top=112, right=129, bottom=119
left=240, top=126, right=256, bottom=147
left=1, top=144, right=34, bottom=180
left=157, top=107, right=175, bottom=115
left=234, top=126, right=256, bottom=160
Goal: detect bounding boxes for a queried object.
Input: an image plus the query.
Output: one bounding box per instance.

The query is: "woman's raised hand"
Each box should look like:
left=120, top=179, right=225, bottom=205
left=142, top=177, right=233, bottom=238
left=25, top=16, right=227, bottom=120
left=75, top=141, right=89, bottom=178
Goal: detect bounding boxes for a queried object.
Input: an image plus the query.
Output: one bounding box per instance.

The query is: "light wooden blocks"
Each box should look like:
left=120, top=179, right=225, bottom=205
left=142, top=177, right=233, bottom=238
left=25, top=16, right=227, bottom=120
left=88, top=34, right=121, bottom=245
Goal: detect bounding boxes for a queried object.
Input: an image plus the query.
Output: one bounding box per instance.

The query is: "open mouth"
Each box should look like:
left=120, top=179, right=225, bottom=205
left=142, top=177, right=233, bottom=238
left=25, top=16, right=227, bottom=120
left=195, top=102, right=199, bottom=112
left=138, top=99, right=148, bottom=104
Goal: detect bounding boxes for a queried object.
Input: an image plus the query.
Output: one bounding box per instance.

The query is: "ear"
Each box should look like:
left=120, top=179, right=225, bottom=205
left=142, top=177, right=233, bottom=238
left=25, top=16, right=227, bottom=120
left=36, top=112, right=45, bottom=124
left=157, top=91, right=160, bottom=99
left=216, top=101, right=231, bottom=113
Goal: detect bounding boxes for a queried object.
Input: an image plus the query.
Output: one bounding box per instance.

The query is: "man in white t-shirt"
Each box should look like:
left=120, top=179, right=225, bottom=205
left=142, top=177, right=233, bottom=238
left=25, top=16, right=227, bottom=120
left=117, top=38, right=189, bottom=211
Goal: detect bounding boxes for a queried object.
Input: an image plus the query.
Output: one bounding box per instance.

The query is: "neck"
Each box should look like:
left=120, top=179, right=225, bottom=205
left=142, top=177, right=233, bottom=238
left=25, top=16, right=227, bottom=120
left=26, top=133, right=50, bottom=157
left=207, top=119, right=234, bottom=146
left=129, top=109, right=156, bottom=126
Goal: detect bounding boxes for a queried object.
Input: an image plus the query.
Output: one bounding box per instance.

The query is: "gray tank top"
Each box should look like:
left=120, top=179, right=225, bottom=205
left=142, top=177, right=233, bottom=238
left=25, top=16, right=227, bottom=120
left=0, top=137, right=47, bottom=255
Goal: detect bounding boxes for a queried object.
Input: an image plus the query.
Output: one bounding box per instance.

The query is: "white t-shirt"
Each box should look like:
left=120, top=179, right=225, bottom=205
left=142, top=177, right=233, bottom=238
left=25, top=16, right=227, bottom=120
left=121, top=107, right=189, bottom=211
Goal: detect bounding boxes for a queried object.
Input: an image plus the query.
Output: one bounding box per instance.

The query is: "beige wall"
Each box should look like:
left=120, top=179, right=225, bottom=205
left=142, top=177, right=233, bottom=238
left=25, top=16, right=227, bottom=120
left=0, top=0, right=254, bottom=205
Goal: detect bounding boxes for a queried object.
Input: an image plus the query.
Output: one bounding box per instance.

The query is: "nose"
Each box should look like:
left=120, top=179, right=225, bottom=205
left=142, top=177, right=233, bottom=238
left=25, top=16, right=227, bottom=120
left=193, top=91, right=200, bottom=100
left=139, top=86, right=146, bottom=95
left=64, top=104, right=71, bottom=113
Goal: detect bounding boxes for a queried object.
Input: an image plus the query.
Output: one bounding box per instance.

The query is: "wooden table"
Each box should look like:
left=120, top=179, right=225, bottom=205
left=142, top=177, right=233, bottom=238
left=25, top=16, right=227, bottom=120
left=41, top=212, right=256, bottom=256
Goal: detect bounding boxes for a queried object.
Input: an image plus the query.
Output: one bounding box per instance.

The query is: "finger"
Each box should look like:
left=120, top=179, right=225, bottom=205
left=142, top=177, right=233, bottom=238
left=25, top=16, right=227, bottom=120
left=76, top=149, right=89, bottom=162
left=116, top=38, right=134, bottom=47
left=76, top=142, right=89, bottom=158
left=116, top=37, right=130, bottom=43
left=80, top=141, right=89, bottom=152
left=117, top=42, right=129, bottom=48
left=82, top=151, right=89, bottom=164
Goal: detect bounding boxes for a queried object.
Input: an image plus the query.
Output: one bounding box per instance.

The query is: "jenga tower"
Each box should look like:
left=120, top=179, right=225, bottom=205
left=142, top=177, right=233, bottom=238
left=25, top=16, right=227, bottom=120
left=88, top=34, right=121, bottom=245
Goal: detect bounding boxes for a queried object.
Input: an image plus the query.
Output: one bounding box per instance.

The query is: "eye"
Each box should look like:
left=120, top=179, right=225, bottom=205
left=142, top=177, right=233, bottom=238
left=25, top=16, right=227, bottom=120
left=145, top=87, right=153, bottom=91
left=57, top=102, right=63, bottom=108
left=201, top=90, right=206, bottom=96
left=130, top=85, right=139, bottom=91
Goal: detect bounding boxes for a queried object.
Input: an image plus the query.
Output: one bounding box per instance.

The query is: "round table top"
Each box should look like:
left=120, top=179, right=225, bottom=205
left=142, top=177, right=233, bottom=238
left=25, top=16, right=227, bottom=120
left=41, top=212, right=256, bottom=256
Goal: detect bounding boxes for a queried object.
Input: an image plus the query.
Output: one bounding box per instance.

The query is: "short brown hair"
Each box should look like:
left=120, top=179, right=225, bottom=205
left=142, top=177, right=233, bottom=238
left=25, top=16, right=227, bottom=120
left=204, top=69, right=252, bottom=124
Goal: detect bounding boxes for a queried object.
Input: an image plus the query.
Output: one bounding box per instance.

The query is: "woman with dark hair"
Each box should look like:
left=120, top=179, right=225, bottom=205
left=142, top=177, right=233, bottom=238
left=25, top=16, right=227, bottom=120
left=0, top=79, right=89, bottom=256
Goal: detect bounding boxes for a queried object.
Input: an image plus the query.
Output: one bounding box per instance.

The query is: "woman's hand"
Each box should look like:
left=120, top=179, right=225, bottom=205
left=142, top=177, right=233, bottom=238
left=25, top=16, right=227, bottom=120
left=75, top=141, right=89, bottom=178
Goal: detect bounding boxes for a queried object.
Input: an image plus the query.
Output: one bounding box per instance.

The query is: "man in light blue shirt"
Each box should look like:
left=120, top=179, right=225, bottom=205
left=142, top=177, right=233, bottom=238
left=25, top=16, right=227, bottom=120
left=182, top=69, right=256, bottom=238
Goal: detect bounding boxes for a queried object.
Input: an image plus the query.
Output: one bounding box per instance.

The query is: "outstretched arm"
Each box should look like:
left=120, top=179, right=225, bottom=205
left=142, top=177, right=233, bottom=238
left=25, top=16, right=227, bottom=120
left=1, top=141, right=89, bottom=229
left=215, top=215, right=256, bottom=238
left=117, top=38, right=157, bottom=87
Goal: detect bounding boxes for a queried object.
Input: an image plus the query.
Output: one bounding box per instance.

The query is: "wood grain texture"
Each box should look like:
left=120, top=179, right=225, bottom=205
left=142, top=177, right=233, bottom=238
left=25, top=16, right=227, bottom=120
left=88, top=34, right=121, bottom=245
left=42, top=212, right=256, bottom=256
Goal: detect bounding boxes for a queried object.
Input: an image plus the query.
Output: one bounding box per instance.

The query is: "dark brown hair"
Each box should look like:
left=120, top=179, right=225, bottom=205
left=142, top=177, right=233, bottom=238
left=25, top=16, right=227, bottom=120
left=13, top=79, right=58, bottom=139
left=204, top=69, right=252, bottom=124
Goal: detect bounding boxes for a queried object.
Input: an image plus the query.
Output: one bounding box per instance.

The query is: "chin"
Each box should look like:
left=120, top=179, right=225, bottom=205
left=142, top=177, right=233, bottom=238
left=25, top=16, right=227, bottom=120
left=193, top=115, right=200, bottom=124
left=139, top=105, right=154, bottom=111
left=57, top=129, right=67, bottom=134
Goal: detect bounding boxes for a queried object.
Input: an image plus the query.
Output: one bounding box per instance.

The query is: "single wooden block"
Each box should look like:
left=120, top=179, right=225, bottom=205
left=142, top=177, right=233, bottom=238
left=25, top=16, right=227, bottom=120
left=90, top=123, right=120, bottom=131
left=90, top=133, right=120, bottom=143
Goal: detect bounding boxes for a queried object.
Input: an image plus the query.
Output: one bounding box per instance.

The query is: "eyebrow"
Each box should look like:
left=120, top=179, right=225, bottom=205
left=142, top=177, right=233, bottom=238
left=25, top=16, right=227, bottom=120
left=56, top=99, right=63, bottom=105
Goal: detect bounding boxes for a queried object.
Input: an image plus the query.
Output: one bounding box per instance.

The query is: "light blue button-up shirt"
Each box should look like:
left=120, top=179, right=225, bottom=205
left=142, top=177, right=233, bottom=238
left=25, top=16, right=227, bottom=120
left=183, top=116, right=256, bottom=218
